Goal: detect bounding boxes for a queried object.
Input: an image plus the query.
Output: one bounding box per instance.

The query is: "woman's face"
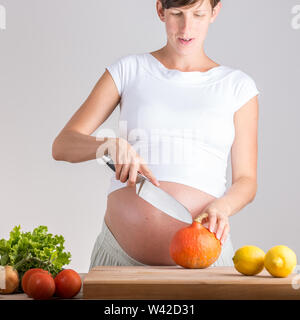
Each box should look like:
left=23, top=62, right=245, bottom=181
left=157, top=0, right=221, bottom=55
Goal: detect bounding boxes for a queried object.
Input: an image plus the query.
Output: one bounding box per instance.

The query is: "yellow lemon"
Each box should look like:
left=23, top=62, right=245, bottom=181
left=232, top=245, right=265, bottom=276
left=264, top=245, right=297, bottom=277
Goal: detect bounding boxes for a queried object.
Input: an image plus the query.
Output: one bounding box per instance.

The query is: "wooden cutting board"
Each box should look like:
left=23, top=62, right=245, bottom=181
left=83, top=266, right=300, bottom=300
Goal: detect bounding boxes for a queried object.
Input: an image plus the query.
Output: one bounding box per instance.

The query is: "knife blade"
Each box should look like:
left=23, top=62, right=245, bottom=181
left=101, top=154, right=193, bottom=224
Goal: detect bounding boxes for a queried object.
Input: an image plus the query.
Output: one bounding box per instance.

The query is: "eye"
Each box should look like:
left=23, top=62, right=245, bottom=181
left=171, top=12, right=206, bottom=17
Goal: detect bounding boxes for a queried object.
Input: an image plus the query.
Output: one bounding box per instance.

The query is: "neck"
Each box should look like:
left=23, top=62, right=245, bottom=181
left=157, top=45, right=217, bottom=72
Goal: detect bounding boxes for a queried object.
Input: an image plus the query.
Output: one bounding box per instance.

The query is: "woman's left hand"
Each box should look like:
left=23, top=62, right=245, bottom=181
left=195, top=198, right=231, bottom=246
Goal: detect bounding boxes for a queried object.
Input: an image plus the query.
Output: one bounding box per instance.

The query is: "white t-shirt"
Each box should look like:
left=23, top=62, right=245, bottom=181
left=104, top=52, right=260, bottom=198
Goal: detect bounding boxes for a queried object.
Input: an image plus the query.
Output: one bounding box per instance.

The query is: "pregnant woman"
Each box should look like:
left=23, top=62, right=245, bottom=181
left=52, top=0, right=260, bottom=269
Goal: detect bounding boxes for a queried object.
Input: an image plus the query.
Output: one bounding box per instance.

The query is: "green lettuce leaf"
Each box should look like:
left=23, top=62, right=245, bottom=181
left=0, top=225, right=72, bottom=292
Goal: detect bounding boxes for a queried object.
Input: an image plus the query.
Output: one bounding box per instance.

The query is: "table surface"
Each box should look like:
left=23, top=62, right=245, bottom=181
left=1, top=265, right=300, bottom=300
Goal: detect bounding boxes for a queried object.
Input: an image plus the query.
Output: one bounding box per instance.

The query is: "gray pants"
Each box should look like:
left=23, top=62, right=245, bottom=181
left=89, top=220, right=235, bottom=271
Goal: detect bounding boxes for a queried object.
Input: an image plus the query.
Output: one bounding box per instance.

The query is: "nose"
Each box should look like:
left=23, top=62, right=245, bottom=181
left=179, top=15, right=194, bottom=34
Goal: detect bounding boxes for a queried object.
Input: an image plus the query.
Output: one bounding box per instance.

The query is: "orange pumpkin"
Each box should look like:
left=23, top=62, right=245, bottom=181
left=169, top=213, right=221, bottom=268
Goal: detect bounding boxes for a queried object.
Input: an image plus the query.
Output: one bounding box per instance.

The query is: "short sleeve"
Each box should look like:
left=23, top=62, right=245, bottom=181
left=105, top=54, right=135, bottom=97
left=233, top=72, right=260, bottom=112
left=105, top=58, right=123, bottom=97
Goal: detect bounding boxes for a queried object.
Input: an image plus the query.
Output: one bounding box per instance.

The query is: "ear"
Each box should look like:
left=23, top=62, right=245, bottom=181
left=210, top=1, right=222, bottom=23
left=156, top=0, right=166, bottom=22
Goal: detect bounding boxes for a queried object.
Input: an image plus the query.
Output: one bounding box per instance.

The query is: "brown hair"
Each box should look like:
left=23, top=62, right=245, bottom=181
left=159, top=0, right=220, bottom=10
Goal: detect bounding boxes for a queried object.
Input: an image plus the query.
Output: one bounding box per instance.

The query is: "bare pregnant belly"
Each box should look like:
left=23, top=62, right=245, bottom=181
left=104, top=181, right=216, bottom=266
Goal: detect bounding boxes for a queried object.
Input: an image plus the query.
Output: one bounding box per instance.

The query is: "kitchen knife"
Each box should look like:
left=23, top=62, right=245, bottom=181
left=101, top=154, right=193, bottom=224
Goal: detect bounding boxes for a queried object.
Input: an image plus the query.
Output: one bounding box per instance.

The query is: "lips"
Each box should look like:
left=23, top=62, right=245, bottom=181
left=178, top=38, right=194, bottom=45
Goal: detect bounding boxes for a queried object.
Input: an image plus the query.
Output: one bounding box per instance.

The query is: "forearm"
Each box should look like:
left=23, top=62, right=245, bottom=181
left=217, top=177, right=257, bottom=218
left=52, top=130, right=110, bottom=163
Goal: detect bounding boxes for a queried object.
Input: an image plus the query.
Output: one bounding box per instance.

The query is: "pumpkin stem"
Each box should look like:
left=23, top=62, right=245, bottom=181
left=194, top=212, right=208, bottom=224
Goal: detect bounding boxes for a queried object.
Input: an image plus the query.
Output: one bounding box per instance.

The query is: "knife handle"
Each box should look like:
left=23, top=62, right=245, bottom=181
left=102, top=154, right=116, bottom=172
left=101, top=154, right=147, bottom=184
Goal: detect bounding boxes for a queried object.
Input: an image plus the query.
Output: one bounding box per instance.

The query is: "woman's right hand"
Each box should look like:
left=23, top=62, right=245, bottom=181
left=106, top=137, right=160, bottom=188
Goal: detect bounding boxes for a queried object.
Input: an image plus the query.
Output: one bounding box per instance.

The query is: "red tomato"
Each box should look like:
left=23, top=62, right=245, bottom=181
left=54, top=269, right=82, bottom=298
left=22, top=268, right=51, bottom=296
left=27, top=272, right=55, bottom=300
